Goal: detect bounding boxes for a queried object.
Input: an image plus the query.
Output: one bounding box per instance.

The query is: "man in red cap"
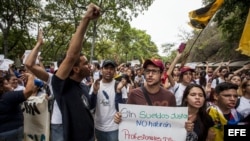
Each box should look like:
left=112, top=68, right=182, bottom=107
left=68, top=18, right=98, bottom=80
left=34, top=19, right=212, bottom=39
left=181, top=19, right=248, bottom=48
left=123, top=58, right=176, bottom=106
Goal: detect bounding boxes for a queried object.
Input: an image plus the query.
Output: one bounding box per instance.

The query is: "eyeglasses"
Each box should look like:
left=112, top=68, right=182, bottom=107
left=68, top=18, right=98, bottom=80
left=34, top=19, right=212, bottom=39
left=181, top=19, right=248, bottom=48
left=220, top=94, right=238, bottom=99
left=144, top=69, right=161, bottom=75
left=183, top=72, right=192, bottom=75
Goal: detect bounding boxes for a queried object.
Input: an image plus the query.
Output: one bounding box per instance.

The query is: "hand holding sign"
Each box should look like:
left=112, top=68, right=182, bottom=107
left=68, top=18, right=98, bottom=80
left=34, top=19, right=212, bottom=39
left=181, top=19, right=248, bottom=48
left=114, top=112, right=122, bottom=124
left=185, top=115, right=195, bottom=132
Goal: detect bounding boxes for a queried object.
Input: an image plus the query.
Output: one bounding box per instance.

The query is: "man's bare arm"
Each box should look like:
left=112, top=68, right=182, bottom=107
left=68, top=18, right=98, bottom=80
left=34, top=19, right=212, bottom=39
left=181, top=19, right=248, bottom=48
left=25, top=29, right=49, bottom=82
left=55, top=3, right=101, bottom=80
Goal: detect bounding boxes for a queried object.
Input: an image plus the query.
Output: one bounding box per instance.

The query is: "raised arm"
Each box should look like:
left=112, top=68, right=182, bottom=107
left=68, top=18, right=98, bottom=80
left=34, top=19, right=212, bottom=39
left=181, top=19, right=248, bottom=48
left=23, top=73, right=36, bottom=99
left=167, top=51, right=182, bottom=87
left=25, top=29, right=49, bottom=82
left=212, top=61, right=223, bottom=78
left=55, top=3, right=100, bottom=80
left=233, top=63, right=250, bottom=75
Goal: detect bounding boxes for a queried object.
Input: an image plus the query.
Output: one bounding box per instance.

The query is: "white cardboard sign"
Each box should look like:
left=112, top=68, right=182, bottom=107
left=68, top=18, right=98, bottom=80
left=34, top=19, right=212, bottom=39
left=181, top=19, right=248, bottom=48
left=119, top=104, right=188, bottom=141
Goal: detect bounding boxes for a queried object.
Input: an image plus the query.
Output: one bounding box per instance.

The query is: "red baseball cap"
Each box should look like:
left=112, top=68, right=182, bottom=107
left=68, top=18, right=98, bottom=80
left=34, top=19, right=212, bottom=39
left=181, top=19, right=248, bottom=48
left=180, top=66, right=194, bottom=74
left=143, top=59, right=164, bottom=71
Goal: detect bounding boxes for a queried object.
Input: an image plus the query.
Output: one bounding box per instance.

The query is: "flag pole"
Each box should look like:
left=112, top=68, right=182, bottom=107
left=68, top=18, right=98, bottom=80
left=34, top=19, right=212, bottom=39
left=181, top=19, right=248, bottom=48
left=187, top=29, right=204, bottom=55
left=180, top=17, right=217, bottom=67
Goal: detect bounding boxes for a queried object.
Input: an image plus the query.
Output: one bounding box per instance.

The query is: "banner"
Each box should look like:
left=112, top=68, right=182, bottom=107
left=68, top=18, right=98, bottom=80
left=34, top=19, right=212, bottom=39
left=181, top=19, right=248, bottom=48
left=236, top=9, right=250, bottom=56
left=118, top=104, right=188, bottom=141
left=188, top=0, right=224, bottom=29
left=22, top=94, right=50, bottom=141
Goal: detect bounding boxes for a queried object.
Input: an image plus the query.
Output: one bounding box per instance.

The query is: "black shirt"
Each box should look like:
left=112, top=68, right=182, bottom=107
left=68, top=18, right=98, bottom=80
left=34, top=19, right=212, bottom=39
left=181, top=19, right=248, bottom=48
left=52, top=75, right=94, bottom=141
left=0, top=91, right=25, bottom=132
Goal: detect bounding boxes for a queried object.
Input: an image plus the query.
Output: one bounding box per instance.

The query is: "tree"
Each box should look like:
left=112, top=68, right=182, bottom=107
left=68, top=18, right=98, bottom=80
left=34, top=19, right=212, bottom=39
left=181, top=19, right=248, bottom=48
left=41, top=0, right=155, bottom=62
left=0, top=0, right=41, bottom=58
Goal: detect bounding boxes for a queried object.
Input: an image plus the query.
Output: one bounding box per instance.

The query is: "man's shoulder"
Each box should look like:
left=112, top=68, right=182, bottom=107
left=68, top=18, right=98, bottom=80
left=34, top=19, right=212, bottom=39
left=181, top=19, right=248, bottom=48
left=130, top=87, right=143, bottom=95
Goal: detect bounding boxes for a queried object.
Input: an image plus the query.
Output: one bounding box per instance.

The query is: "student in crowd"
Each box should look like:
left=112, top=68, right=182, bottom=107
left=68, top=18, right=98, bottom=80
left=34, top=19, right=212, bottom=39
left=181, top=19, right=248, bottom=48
left=161, top=61, right=170, bottom=86
left=4, top=74, right=25, bottom=91
left=114, top=58, right=176, bottom=119
left=207, top=82, right=243, bottom=141
left=181, top=84, right=215, bottom=141
left=211, top=66, right=228, bottom=89
left=0, top=73, right=35, bottom=141
left=114, top=59, right=198, bottom=140
left=167, top=52, right=194, bottom=106
left=224, top=72, right=234, bottom=83
left=229, top=74, right=242, bottom=96
left=125, top=67, right=135, bottom=90
left=51, top=3, right=100, bottom=141
left=125, top=58, right=176, bottom=106
left=90, top=60, right=127, bottom=141
left=134, top=67, right=145, bottom=88
left=24, top=29, right=64, bottom=141
left=236, top=79, right=250, bottom=124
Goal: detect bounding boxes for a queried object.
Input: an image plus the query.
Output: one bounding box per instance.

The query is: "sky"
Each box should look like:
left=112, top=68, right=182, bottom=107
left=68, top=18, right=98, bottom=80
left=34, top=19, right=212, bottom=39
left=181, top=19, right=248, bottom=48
left=130, top=0, right=203, bottom=56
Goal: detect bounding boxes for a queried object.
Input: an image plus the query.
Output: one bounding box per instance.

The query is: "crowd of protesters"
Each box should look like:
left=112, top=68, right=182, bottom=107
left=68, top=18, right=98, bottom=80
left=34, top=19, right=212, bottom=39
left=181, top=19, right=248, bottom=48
left=1, top=3, right=250, bottom=141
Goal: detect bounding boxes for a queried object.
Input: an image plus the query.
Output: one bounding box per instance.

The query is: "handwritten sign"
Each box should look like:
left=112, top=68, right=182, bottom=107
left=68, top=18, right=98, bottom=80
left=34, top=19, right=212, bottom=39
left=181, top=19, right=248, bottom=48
left=0, top=56, right=14, bottom=71
left=119, top=104, right=188, bottom=141
left=22, top=94, right=50, bottom=141
left=22, top=50, right=41, bottom=64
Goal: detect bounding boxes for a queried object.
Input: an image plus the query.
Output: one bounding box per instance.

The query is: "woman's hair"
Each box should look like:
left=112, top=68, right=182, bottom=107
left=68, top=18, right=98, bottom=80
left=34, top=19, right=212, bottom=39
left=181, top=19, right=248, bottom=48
left=199, top=71, right=207, bottom=87
left=171, top=66, right=179, bottom=76
left=241, top=79, right=250, bottom=95
left=4, top=74, right=16, bottom=81
left=121, top=74, right=130, bottom=84
left=181, top=83, right=213, bottom=141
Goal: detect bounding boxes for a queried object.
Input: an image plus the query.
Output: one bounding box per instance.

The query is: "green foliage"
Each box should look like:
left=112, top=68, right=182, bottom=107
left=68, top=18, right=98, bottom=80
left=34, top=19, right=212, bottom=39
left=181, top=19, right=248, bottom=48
left=0, top=0, right=156, bottom=64
left=164, top=0, right=250, bottom=62
left=214, top=0, right=250, bottom=42
left=0, top=0, right=41, bottom=57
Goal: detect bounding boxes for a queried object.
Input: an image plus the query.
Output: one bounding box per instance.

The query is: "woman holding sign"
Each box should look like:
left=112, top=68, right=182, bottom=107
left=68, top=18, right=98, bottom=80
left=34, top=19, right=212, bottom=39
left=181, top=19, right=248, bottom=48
left=181, top=83, right=216, bottom=141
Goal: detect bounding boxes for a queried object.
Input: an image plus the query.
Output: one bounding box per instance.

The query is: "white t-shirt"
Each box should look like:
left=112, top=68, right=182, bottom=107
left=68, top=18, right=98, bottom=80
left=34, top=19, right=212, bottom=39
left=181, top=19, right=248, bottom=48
left=89, top=79, right=126, bottom=131
left=47, top=73, right=62, bottom=124
left=169, top=83, right=187, bottom=106
left=93, top=70, right=101, bottom=81
left=14, top=85, right=25, bottom=91
left=236, top=96, right=250, bottom=118
left=211, top=77, right=225, bottom=89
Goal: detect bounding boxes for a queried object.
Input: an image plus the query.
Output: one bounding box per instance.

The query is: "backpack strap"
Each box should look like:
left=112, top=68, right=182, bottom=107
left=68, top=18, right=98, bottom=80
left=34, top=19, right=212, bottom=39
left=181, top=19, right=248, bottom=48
left=174, top=85, right=179, bottom=95
left=216, top=78, right=219, bottom=85
left=141, top=86, right=153, bottom=106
